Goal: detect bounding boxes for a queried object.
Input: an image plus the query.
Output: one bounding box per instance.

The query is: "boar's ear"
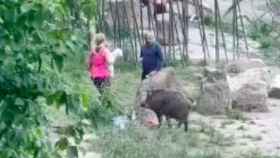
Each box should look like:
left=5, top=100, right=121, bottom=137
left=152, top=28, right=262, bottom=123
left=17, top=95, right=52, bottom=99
left=187, top=97, right=194, bottom=104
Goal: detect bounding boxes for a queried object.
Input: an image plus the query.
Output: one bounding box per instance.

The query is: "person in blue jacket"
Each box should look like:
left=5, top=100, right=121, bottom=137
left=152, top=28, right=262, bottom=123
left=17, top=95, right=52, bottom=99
left=140, top=32, right=164, bottom=80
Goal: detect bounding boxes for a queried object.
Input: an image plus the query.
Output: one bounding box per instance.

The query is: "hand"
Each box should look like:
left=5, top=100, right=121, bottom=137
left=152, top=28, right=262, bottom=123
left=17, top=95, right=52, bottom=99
left=138, top=57, right=143, bottom=64
left=103, top=41, right=109, bottom=48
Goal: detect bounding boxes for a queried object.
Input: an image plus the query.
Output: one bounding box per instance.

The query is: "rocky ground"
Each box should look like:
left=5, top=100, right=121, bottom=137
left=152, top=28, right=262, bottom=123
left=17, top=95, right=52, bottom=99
left=48, top=68, right=280, bottom=158
left=190, top=98, right=280, bottom=156
left=48, top=1, right=280, bottom=156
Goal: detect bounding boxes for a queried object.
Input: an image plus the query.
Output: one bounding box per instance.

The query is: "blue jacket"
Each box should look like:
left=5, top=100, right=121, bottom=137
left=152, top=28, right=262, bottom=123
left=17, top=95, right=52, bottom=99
left=140, top=42, right=163, bottom=75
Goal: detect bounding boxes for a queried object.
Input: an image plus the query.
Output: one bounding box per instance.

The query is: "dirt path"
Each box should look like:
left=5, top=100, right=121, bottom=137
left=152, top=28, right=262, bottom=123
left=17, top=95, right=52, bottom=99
left=246, top=99, right=280, bottom=154
left=190, top=98, right=280, bottom=156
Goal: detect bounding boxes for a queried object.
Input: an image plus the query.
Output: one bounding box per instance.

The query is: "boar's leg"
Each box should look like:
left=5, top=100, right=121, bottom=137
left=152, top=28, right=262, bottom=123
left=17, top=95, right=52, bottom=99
left=166, top=117, right=172, bottom=128
left=156, top=113, right=162, bottom=126
left=177, top=121, right=188, bottom=132
left=177, top=122, right=182, bottom=128
left=184, top=121, right=188, bottom=132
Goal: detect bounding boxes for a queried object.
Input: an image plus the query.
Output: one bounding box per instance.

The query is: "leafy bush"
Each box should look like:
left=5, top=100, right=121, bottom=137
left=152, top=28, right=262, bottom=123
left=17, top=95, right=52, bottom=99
left=248, top=22, right=273, bottom=49
left=203, top=16, right=214, bottom=26
left=226, top=109, right=248, bottom=121
left=85, top=89, right=123, bottom=128
left=0, top=0, right=97, bottom=157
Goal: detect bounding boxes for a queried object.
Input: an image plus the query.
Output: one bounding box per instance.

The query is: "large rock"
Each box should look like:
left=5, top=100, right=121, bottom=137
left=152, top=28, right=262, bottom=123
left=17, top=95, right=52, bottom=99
left=232, top=82, right=268, bottom=112
left=269, top=75, right=280, bottom=99
left=228, top=68, right=270, bottom=112
left=197, top=67, right=232, bottom=115
left=137, top=107, right=159, bottom=128
left=226, top=58, right=266, bottom=76
left=134, top=67, right=191, bottom=111
left=227, top=68, right=271, bottom=92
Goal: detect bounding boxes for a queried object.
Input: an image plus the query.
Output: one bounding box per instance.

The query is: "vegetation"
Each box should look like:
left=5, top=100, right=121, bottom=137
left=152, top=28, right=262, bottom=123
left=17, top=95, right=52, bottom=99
left=95, top=123, right=225, bottom=158
left=1, top=0, right=280, bottom=158
left=0, top=0, right=98, bottom=157
left=92, top=120, right=278, bottom=158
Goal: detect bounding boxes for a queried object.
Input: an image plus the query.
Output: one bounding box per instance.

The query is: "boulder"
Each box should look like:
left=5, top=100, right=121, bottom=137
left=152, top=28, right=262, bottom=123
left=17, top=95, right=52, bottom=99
left=197, top=67, right=232, bottom=115
left=227, top=68, right=271, bottom=92
left=136, top=107, right=159, bottom=128
left=269, top=75, right=280, bottom=99
left=148, top=67, right=182, bottom=90
left=134, top=67, right=192, bottom=113
left=228, top=68, right=270, bottom=112
left=226, top=58, right=266, bottom=76
left=232, top=82, right=269, bottom=112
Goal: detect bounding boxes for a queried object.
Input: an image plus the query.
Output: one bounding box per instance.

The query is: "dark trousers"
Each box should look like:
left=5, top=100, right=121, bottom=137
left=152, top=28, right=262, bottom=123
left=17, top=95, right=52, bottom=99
left=92, top=77, right=111, bottom=94
left=141, top=71, right=150, bottom=80
left=92, top=77, right=112, bottom=107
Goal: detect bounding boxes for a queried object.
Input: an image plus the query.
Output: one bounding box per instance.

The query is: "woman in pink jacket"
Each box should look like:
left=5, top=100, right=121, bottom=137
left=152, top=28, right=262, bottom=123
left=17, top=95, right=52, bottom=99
left=88, top=33, right=112, bottom=94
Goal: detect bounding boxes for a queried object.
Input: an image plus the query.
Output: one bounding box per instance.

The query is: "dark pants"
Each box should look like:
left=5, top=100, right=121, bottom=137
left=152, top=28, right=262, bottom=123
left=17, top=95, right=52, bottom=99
left=92, top=77, right=112, bottom=107
left=141, top=71, right=150, bottom=80
left=92, top=77, right=111, bottom=94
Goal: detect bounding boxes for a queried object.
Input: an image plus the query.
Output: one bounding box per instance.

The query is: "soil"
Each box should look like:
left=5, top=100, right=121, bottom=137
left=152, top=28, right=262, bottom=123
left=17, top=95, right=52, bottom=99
left=190, top=98, right=280, bottom=156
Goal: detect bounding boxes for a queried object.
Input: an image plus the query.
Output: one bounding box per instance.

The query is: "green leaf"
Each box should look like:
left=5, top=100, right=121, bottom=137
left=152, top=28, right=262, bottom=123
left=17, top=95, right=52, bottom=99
left=67, top=146, right=78, bottom=158
left=65, top=41, right=75, bottom=53
left=20, top=3, right=33, bottom=14
left=0, top=17, right=3, bottom=24
left=46, top=90, right=67, bottom=107
left=53, top=55, right=64, bottom=72
left=55, top=137, right=69, bottom=150
left=81, top=94, right=90, bottom=112
left=15, top=98, right=24, bottom=106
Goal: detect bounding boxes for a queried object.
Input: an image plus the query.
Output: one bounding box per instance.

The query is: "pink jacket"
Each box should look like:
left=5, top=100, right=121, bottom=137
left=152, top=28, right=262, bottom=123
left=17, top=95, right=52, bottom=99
left=154, top=0, right=166, bottom=4
left=88, top=47, right=111, bottom=79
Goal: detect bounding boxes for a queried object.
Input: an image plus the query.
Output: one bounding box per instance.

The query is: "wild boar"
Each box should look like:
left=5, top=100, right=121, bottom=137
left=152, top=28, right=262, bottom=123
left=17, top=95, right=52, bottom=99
left=141, top=90, right=191, bottom=131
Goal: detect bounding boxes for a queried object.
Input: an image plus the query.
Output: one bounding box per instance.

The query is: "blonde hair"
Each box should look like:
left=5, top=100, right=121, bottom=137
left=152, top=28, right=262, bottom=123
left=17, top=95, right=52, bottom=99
left=95, top=33, right=106, bottom=47
left=143, top=31, right=155, bottom=43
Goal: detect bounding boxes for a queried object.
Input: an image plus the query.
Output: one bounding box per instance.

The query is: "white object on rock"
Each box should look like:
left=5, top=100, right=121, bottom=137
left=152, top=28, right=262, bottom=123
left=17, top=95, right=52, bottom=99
left=113, top=115, right=129, bottom=130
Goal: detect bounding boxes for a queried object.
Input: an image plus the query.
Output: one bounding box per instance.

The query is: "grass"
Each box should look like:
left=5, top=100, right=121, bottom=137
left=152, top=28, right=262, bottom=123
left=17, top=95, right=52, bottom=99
left=89, top=63, right=278, bottom=158
left=90, top=120, right=275, bottom=158
left=48, top=57, right=279, bottom=158
left=220, top=120, right=235, bottom=128
left=242, top=134, right=263, bottom=142
left=226, top=109, right=248, bottom=122
left=93, top=123, right=226, bottom=158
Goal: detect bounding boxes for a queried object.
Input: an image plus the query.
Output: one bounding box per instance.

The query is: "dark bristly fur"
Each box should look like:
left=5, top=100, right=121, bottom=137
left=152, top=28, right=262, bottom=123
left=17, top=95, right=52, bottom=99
left=141, top=90, right=191, bottom=131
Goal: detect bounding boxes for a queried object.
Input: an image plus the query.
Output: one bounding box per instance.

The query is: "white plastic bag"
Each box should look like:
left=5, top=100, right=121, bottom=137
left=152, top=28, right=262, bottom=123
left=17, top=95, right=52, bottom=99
left=109, top=48, right=123, bottom=77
